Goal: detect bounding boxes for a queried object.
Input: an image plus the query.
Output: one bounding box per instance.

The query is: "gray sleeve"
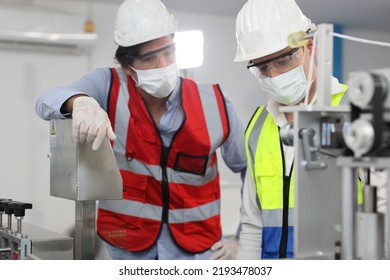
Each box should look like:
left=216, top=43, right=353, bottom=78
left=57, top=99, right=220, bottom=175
left=237, top=170, right=263, bottom=260
left=220, top=93, right=247, bottom=175
left=35, top=67, right=112, bottom=120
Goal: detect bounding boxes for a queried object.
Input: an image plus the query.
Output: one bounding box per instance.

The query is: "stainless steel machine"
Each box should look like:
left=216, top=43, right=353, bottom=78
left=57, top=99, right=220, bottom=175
left=280, top=24, right=390, bottom=259
left=0, top=199, right=73, bottom=260
left=1, top=119, right=122, bottom=260
left=339, top=67, right=390, bottom=259
left=49, top=119, right=123, bottom=259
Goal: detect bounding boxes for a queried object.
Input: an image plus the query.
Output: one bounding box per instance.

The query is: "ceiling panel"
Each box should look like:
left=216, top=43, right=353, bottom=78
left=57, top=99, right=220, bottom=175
left=11, top=0, right=388, bottom=33
left=162, top=0, right=390, bottom=33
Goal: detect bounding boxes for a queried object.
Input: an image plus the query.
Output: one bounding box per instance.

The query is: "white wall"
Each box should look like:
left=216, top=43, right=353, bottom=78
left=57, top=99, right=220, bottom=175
left=1, top=0, right=390, bottom=259
left=0, top=1, right=93, bottom=240
left=0, top=44, right=89, bottom=234
left=342, top=28, right=390, bottom=81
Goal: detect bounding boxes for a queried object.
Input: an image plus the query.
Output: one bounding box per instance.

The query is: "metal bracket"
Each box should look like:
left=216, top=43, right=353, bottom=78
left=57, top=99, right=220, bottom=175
left=299, top=128, right=328, bottom=170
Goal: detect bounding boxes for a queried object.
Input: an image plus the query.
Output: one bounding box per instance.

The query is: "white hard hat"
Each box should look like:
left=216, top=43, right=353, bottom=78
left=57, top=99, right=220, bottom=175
left=114, top=0, right=178, bottom=47
left=234, top=0, right=312, bottom=62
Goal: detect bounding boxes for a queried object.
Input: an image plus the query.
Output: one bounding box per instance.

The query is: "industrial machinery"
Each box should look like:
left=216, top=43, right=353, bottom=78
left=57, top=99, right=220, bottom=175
left=49, top=119, right=122, bottom=260
left=339, top=67, right=390, bottom=259
left=1, top=119, right=122, bottom=260
left=0, top=199, right=73, bottom=260
left=280, top=24, right=390, bottom=259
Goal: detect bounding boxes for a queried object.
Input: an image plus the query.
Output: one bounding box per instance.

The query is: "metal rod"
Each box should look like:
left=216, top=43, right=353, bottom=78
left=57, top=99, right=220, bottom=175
left=388, top=176, right=390, bottom=259
left=316, top=24, right=334, bottom=106
left=363, top=185, right=377, bottom=213
left=7, top=214, right=12, bottom=230
left=341, top=166, right=356, bottom=259
left=74, top=200, right=96, bottom=260
left=16, top=217, right=23, bottom=234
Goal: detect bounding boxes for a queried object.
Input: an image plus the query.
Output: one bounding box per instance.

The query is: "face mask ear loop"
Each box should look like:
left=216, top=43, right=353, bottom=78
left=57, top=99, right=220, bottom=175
left=304, top=34, right=317, bottom=105
left=128, top=64, right=140, bottom=86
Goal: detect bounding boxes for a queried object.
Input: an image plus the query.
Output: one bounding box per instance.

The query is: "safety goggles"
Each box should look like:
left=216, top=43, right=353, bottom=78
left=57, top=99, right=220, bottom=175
left=247, top=48, right=301, bottom=77
left=126, top=43, right=176, bottom=69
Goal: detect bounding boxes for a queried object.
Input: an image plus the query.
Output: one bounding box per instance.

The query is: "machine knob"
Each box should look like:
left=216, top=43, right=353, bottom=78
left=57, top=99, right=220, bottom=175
left=4, top=203, right=14, bottom=215
left=8, top=202, right=33, bottom=217
left=0, top=199, right=12, bottom=212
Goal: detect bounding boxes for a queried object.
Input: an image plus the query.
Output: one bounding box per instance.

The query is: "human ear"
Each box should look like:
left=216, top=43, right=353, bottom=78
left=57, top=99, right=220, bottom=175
left=306, top=39, right=316, bottom=56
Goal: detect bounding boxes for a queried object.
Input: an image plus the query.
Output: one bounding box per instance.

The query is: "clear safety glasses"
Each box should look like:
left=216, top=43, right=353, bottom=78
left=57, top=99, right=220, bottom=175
left=126, top=43, right=177, bottom=69
left=247, top=48, right=301, bottom=77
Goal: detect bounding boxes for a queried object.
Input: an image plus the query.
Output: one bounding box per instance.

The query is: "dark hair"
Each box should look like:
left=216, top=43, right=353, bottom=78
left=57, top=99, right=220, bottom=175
left=114, top=34, right=175, bottom=68
left=114, top=42, right=147, bottom=68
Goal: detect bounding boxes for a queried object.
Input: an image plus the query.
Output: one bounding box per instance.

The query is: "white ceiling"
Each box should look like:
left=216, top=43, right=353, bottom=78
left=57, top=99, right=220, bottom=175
left=162, top=0, right=390, bottom=33
left=17, top=0, right=389, bottom=33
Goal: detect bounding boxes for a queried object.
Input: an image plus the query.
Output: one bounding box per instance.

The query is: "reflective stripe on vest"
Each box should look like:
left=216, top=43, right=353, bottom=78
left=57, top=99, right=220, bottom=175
left=245, top=90, right=351, bottom=259
left=98, top=68, right=229, bottom=253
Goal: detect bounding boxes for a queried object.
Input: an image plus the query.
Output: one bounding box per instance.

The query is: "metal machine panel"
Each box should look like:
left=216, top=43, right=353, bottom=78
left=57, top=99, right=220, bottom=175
left=49, top=119, right=122, bottom=201
left=0, top=223, right=73, bottom=260
left=25, top=223, right=74, bottom=260
left=290, top=108, right=348, bottom=259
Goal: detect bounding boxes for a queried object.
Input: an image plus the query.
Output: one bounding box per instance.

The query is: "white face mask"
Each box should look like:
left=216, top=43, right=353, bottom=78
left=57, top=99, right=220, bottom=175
left=259, top=65, right=310, bottom=106
left=130, top=63, right=179, bottom=98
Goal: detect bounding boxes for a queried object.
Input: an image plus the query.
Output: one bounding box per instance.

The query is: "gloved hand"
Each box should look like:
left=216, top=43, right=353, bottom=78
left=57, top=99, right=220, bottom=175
left=72, top=96, right=116, bottom=151
left=209, top=238, right=239, bottom=260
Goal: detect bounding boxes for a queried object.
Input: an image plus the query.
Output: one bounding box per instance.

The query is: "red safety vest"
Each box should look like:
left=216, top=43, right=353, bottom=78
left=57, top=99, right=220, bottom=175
left=97, top=68, right=229, bottom=253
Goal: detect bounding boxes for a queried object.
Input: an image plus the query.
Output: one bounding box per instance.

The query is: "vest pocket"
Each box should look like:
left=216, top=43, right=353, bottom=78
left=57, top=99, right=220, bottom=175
left=255, top=158, right=278, bottom=209
left=181, top=186, right=219, bottom=234
left=174, top=152, right=208, bottom=175
left=183, top=215, right=220, bottom=235
left=122, top=173, right=148, bottom=202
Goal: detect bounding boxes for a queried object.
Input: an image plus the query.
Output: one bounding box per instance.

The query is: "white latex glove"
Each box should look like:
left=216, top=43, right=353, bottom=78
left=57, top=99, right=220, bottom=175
left=72, top=96, right=116, bottom=151
left=209, top=238, right=239, bottom=260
